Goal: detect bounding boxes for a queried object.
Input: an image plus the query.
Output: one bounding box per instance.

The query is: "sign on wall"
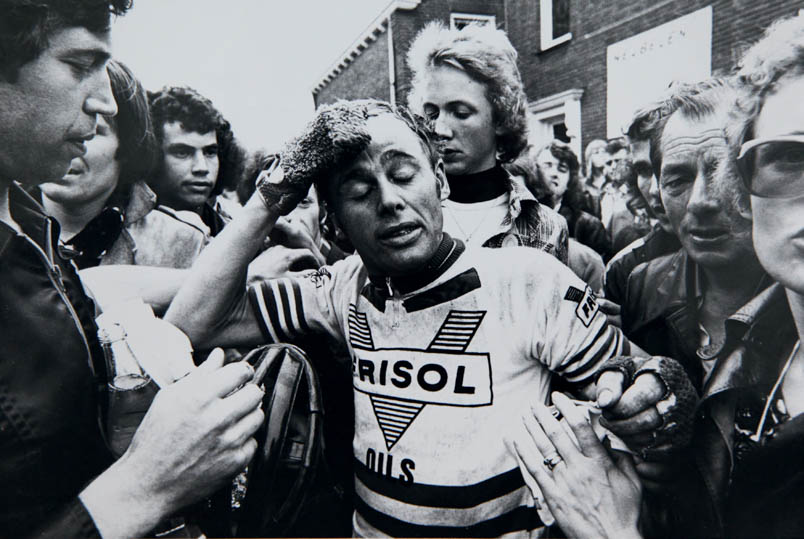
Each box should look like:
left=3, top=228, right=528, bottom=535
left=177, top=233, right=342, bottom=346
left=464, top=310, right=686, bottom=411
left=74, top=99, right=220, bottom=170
left=606, top=6, right=712, bottom=138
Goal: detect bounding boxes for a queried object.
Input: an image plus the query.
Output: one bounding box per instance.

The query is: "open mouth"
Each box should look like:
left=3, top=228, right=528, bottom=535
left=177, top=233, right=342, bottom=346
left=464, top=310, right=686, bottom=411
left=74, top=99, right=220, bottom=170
left=688, top=227, right=728, bottom=242
left=378, top=223, right=421, bottom=245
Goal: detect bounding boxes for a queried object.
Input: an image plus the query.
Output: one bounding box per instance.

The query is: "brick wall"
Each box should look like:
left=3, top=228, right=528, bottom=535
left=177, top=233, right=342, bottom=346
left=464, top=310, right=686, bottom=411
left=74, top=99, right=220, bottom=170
left=314, top=0, right=506, bottom=107
left=392, top=0, right=506, bottom=105
left=314, top=31, right=391, bottom=106
left=506, top=0, right=802, bottom=153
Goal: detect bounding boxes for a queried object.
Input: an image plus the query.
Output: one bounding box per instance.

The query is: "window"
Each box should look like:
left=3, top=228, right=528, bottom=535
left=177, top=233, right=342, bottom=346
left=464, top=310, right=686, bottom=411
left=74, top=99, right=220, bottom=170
left=528, top=89, right=584, bottom=158
left=540, top=0, right=571, bottom=51
left=450, top=13, right=496, bottom=30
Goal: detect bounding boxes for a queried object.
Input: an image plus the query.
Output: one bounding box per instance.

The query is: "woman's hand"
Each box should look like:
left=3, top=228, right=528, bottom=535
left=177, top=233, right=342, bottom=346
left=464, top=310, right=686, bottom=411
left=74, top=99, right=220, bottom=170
left=511, top=392, right=643, bottom=539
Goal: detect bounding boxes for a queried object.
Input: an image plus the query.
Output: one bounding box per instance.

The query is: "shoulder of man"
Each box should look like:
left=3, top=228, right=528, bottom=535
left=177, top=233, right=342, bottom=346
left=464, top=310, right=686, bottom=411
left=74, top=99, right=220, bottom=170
left=153, top=205, right=213, bottom=237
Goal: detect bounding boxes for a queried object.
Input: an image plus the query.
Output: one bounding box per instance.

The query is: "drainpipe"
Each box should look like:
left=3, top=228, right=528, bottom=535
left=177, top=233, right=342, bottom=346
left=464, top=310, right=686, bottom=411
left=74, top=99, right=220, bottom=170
left=387, top=17, right=396, bottom=106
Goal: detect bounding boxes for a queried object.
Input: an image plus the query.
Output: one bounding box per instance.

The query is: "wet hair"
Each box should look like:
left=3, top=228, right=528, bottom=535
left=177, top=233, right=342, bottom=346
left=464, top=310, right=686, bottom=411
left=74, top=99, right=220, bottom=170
left=406, top=21, right=528, bottom=163
left=104, top=60, right=157, bottom=203
left=147, top=85, right=245, bottom=196
left=584, top=139, right=607, bottom=178
left=278, top=99, right=440, bottom=206
left=727, top=14, right=804, bottom=174
left=0, top=0, right=131, bottom=80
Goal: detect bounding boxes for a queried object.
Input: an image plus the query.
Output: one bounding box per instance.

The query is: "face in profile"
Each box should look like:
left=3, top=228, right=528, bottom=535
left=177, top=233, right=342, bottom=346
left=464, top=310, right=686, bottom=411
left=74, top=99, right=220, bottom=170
left=748, top=74, right=804, bottom=293
left=0, top=27, right=116, bottom=184
left=659, top=111, right=754, bottom=269
left=327, top=114, right=447, bottom=277
left=631, top=138, right=671, bottom=231
left=419, top=65, right=499, bottom=176
left=40, top=115, right=120, bottom=208
left=535, top=148, right=570, bottom=202
left=151, top=122, right=219, bottom=212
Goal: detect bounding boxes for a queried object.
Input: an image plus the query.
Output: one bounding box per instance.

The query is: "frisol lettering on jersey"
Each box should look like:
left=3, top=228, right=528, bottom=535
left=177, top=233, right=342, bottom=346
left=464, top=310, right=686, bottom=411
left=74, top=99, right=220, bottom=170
left=348, top=307, right=491, bottom=450
left=352, top=350, right=492, bottom=406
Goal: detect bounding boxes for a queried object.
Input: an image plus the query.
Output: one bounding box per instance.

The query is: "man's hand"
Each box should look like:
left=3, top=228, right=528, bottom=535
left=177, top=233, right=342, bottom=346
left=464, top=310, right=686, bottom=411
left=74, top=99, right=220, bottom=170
left=247, top=244, right=320, bottom=282
left=270, top=217, right=326, bottom=267
left=595, top=356, right=698, bottom=460
left=598, top=298, right=622, bottom=328
left=255, top=159, right=313, bottom=216
left=80, top=349, right=265, bottom=538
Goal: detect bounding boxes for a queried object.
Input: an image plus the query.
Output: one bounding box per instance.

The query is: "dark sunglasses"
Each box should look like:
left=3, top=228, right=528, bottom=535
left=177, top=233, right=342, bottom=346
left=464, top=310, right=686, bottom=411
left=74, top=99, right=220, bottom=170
left=736, top=135, right=804, bottom=198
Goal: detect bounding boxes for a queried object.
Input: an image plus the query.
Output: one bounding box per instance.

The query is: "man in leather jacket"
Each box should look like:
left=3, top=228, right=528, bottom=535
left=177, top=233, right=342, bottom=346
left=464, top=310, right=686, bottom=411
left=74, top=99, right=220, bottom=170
left=0, top=2, right=264, bottom=536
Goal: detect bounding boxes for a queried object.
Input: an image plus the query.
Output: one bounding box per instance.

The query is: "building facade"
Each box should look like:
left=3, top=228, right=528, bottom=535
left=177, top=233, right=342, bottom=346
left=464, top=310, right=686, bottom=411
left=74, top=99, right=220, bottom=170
left=312, top=0, right=802, bottom=160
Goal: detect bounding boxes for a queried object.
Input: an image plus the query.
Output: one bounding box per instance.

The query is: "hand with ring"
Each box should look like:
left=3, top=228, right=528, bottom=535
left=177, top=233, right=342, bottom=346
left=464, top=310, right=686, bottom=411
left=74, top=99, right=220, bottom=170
left=510, top=392, right=643, bottom=539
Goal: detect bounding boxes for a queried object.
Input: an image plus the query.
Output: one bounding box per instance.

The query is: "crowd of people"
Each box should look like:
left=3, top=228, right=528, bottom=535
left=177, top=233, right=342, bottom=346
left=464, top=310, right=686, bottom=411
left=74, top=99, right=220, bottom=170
left=1, top=1, right=803, bottom=537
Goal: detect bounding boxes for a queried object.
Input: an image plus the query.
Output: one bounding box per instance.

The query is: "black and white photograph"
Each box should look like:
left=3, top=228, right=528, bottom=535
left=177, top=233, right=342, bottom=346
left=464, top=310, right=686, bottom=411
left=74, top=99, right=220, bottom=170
left=1, top=0, right=803, bottom=537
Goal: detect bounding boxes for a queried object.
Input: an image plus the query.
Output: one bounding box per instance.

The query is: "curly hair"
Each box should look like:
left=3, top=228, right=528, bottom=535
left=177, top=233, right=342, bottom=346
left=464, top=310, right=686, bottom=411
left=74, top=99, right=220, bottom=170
left=533, top=140, right=589, bottom=212
left=405, top=21, right=529, bottom=163
left=147, top=86, right=245, bottom=196
left=0, top=0, right=131, bottom=80
left=727, top=14, right=804, bottom=181
left=104, top=60, right=157, bottom=204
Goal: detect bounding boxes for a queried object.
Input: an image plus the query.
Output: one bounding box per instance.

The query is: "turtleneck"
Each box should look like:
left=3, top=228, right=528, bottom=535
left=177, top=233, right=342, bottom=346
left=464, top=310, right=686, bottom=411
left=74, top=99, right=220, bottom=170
left=367, top=233, right=465, bottom=296
left=447, top=163, right=508, bottom=203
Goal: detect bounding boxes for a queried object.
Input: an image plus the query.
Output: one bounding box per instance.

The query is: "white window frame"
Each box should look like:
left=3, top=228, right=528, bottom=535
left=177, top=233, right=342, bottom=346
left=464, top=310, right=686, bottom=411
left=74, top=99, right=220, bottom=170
left=450, top=12, right=496, bottom=30
left=528, top=89, right=584, bottom=159
left=540, top=0, right=572, bottom=51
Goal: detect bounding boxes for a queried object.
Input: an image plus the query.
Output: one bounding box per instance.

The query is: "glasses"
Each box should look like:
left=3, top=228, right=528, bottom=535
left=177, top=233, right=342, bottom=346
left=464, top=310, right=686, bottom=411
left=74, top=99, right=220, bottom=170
left=539, top=161, right=569, bottom=173
left=736, top=135, right=804, bottom=198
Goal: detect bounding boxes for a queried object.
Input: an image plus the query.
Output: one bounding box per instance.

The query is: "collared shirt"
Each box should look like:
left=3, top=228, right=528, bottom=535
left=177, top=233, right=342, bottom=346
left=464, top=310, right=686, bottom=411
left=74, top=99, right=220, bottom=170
left=469, top=173, right=568, bottom=265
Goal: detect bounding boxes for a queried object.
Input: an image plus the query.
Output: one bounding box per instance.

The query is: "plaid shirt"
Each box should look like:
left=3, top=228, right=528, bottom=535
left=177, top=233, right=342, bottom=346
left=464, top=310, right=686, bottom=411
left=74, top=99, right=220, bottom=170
left=481, top=173, right=569, bottom=265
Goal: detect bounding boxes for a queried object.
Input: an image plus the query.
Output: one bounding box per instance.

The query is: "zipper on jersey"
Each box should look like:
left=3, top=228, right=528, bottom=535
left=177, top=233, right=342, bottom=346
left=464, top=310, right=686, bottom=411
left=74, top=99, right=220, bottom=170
left=20, top=219, right=95, bottom=376
left=385, top=277, right=401, bottom=330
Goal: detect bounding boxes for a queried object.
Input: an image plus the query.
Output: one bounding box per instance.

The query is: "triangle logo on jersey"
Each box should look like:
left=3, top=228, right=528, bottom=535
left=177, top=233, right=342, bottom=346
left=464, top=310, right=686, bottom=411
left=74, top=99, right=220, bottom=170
left=349, top=306, right=488, bottom=451
left=369, top=396, right=425, bottom=451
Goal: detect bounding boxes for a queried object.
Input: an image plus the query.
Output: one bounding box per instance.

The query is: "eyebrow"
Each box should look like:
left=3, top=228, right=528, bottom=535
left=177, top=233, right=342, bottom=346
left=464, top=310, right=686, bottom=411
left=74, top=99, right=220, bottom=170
left=661, top=162, right=696, bottom=178
left=379, top=149, right=419, bottom=167
left=61, top=47, right=112, bottom=64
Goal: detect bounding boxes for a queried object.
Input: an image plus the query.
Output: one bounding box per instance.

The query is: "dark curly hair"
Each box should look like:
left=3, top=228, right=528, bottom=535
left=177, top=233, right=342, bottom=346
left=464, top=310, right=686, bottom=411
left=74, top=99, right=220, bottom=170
left=147, top=85, right=245, bottom=196
left=0, top=0, right=131, bottom=80
left=406, top=22, right=529, bottom=163
left=532, top=140, right=588, bottom=212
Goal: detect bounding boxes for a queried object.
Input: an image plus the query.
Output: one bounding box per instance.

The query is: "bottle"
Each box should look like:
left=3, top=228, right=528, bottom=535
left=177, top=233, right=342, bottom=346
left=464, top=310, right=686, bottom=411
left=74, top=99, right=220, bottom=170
left=98, top=323, right=158, bottom=458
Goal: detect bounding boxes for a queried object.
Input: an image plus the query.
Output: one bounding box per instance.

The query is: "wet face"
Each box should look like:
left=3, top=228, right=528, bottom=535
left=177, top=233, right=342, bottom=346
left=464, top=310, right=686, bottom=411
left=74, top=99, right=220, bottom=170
left=327, top=114, right=447, bottom=277
left=39, top=115, right=120, bottom=208
left=151, top=122, right=219, bottom=212
left=419, top=65, right=499, bottom=176
left=631, top=138, right=671, bottom=231
left=0, top=27, right=117, bottom=184
left=659, top=111, right=754, bottom=269
left=749, top=74, right=804, bottom=293
left=535, top=148, right=570, bottom=202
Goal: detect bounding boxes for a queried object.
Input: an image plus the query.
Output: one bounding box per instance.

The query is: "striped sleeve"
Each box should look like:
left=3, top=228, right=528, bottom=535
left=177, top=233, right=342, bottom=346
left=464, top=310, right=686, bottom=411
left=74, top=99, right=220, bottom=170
left=247, top=264, right=348, bottom=344
left=532, top=261, right=630, bottom=385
